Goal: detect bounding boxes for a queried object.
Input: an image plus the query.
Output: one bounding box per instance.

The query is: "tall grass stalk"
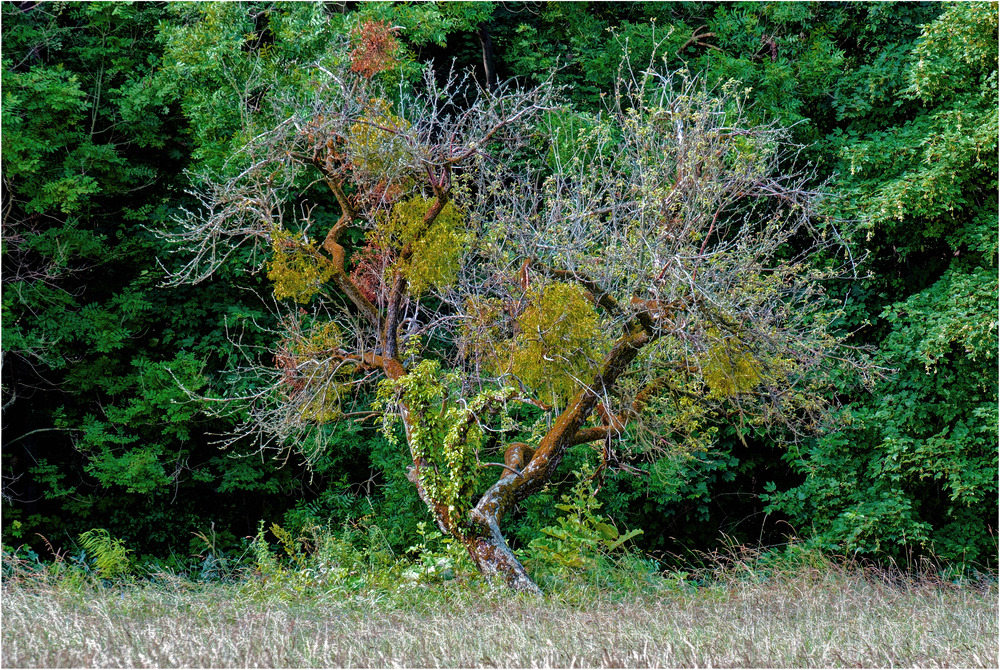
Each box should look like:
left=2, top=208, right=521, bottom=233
left=3, top=556, right=996, bottom=668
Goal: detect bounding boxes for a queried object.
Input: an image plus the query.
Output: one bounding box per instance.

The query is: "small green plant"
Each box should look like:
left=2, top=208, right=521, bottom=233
left=191, top=524, right=234, bottom=582
left=1, top=545, right=44, bottom=583
left=241, top=519, right=405, bottom=598
left=525, top=465, right=643, bottom=574
left=77, top=529, right=132, bottom=581
left=402, top=521, right=472, bottom=584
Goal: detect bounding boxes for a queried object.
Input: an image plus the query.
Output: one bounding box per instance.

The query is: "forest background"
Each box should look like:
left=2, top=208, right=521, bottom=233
left=2, top=0, right=997, bottom=577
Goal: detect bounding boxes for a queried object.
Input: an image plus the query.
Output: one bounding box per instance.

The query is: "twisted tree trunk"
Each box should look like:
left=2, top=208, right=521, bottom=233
left=458, top=327, right=655, bottom=592
left=464, top=508, right=539, bottom=593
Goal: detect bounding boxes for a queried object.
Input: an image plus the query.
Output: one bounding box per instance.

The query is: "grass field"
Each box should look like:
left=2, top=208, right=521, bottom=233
left=3, top=555, right=996, bottom=668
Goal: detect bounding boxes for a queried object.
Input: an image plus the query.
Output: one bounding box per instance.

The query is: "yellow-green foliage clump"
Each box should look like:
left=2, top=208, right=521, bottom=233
left=78, top=529, right=132, bottom=580
left=377, top=195, right=469, bottom=295
left=464, top=282, right=607, bottom=407
left=267, top=228, right=335, bottom=304
left=345, top=100, right=411, bottom=175
left=702, top=334, right=763, bottom=397
left=511, top=282, right=607, bottom=405
left=298, top=322, right=349, bottom=423
left=278, top=321, right=350, bottom=423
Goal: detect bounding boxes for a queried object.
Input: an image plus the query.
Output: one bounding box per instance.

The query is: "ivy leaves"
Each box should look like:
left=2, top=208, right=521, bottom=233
left=375, top=359, right=518, bottom=520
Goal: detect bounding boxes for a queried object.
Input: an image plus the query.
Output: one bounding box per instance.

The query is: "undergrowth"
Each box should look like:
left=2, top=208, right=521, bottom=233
left=3, top=532, right=996, bottom=668
left=3, top=480, right=996, bottom=667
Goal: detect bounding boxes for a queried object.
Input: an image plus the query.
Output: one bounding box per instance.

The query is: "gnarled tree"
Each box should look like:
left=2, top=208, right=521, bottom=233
left=162, top=35, right=869, bottom=592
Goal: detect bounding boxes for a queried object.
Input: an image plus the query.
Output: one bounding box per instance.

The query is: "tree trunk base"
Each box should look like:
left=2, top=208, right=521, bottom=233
left=464, top=514, right=541, bottom=594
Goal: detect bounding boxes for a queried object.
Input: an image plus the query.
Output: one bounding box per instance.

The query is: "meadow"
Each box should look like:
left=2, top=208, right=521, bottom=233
left=3, top=546, right=996, bottom=668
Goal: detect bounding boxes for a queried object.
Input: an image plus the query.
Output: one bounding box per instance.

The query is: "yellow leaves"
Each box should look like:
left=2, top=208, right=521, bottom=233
left=345, top=99, right=411, bottom=175
left=464, top=282, right=609, bottom=407
left=702, top=333, right=764, bottom=398
left=267, top=228, right=335, bottom=304
left=512, top=283, right=607, bottom=404
left=376, top=195, right=470, bottom=295
left=405, top=216, right=468, bottom=295
left=276, top=321, right=349, bottom=424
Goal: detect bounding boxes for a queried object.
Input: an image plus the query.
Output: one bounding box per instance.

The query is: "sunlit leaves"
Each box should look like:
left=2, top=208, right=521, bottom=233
left=462, top=282, right=609, bottom=408
left=509, top=282, right=608, bottom=407
left=907, top=2, right=998, bottom=102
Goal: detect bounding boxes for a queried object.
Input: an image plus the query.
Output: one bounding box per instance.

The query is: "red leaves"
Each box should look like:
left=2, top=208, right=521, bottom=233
left=275, top=344, right=304, bottom=393
left=362, top=178, right=406, bottom=208
left=349, top=241, right=394, bottom=304
left=349, top=20, right=400, bottom=79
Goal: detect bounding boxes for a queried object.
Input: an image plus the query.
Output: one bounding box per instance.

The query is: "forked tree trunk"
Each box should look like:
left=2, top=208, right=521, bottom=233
left=409, top=465, right=541, bottom=593
left=457, top=329, right=653, bottom=592
left=463, top=513, right=540, bottom=594
left=397, top=315, right=655, bottom=593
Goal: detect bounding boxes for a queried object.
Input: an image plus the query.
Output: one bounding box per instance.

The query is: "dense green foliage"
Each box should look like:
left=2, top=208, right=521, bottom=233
left=3, top=1, right=996, bottom=575
left=766, top=2, right=998, bottom=565
left=1, top=1, right=349, bottom=559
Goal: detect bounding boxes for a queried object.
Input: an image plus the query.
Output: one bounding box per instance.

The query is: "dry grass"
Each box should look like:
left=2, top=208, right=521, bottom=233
left=3, top=561, right=996, bottom=668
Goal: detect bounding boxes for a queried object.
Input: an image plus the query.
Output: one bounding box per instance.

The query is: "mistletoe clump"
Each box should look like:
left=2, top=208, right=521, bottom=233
left=462, top=282, right=609, bottom=407
left=345, top=100, right=411, bottom=178
left=702, top=336, right=764, bottom=398
left=510, top=282, right=609, bottom=405
left=276, top=321, right=350, bottom=423
left=377, top=195, right=470, bottom=295
left=267, top=228, right=335, bottom=304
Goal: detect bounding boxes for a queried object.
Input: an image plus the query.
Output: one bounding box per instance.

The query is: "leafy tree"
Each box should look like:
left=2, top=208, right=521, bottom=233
left=0, top=2, right=309, bottom=555
left=2, top=1, right=189, bottom=542
left=163, top=20, right=870, bottom=590
left=766, top=2, right=998, bottom=565
left=484, top=2, right=871, bottom=554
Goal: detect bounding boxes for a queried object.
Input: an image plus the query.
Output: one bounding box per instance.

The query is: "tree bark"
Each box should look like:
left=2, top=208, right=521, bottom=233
left=477, top=24, right=497, bottom=93
left=455, top=326, right=655, bottom=592
left=464, top=507, right=540, bottom=593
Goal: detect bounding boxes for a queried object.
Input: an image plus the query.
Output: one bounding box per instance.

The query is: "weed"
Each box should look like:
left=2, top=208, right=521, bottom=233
left=77, top=529, right=133, bottom=581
